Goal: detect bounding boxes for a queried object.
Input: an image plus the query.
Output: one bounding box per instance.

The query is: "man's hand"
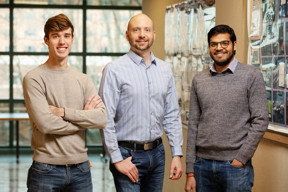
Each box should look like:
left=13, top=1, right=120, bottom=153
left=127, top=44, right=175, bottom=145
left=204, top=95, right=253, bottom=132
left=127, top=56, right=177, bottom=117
left=84, top=95, right=103, bottom=110
left=230, top=159, right=244, bottom=167
left=169, top=156, right=183, bottom=180
left=185, top=174, right=196, bottom=192
left=49, top=105, right=64, bottom=117
left=114, top=157, right=139, bottom=183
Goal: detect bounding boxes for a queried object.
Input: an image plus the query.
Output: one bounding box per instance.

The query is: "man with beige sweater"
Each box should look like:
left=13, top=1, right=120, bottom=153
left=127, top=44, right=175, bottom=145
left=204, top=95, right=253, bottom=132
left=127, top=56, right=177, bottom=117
left=23, top=14, right=107, bottom=192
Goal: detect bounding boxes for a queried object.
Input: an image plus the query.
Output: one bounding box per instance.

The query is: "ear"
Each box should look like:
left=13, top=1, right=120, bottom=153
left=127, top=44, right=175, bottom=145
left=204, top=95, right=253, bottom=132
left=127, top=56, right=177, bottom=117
left=44, top=36, right=49, bottom=46
left=233, top=41, right=237, bottom=50
left=125, top=30, right=129, bottom=41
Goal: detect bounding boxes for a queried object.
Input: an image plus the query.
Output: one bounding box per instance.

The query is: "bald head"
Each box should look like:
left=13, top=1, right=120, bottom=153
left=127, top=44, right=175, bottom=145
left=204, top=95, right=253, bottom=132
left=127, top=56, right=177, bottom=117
left=126, top=13, right=156, bottom=55
left=127, top=13, right=154, bottom=31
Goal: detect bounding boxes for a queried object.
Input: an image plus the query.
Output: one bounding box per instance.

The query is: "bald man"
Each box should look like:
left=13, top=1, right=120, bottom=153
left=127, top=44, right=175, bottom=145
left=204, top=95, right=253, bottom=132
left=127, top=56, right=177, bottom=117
left=99, top=13, right=183, bottom=192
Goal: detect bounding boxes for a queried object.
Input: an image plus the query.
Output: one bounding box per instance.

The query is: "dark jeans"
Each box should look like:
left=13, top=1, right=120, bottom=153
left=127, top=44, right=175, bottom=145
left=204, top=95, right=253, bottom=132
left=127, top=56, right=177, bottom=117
left=110, top=143, right=165, bottom=192
left=27, top=160, right=92, bottom=192
left=194, top=157, right=254, bottom=192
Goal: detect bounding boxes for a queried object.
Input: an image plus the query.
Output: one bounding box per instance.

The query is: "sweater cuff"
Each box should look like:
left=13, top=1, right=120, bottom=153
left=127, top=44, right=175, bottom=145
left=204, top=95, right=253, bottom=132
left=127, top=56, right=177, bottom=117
left=186, top=162, right=194, bottom=174
left=235, top=152, right=250, bottom=165
left=63, top=107, right=75, bottom=122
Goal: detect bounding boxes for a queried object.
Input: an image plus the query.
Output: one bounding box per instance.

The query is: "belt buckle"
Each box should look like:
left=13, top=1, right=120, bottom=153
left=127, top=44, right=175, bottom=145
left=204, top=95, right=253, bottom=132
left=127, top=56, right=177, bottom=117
left=144, top=142, right=153, bottom=150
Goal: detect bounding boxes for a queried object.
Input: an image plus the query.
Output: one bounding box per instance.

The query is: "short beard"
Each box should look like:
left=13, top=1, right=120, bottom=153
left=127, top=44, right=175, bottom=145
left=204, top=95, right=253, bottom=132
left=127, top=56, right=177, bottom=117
left=129, top=38, right=154, bottom=53
left=213, top=51, right=235, bottom=67
left=134, top=40, right=153, bottom=52
left=135, top=44, right=150, bottom=52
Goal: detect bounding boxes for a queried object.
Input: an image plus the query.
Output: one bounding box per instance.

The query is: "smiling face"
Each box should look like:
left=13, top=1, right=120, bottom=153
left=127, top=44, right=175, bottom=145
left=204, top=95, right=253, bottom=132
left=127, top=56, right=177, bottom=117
left=209, top=33, right=236, bottom=67
left=44, top=28, right=73, bottom=61
left=126, top=14, right=155, bottom=54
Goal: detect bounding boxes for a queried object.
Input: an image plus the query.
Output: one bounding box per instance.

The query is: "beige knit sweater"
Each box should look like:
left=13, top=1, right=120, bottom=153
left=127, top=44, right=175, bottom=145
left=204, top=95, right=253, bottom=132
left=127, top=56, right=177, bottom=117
left=23, top=64, right=107, bottom=165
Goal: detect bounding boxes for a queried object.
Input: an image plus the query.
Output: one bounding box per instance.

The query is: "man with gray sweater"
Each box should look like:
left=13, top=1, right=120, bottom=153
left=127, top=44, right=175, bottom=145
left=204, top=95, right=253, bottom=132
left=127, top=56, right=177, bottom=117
left=185, top=25, right=269, bottom=192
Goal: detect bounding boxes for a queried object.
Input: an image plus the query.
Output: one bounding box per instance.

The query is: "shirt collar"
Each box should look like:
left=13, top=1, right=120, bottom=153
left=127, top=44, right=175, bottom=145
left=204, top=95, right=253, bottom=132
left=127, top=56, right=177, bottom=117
left=210, top=57, right=238, bottom=74
left=127, top=50, right=157, bottom=66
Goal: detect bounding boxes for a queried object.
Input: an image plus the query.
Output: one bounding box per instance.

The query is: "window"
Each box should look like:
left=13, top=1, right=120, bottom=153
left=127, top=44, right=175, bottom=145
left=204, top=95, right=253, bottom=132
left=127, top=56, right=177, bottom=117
left=86, top=10, right=135, bottom=52
left=0, top=9, right=9, bottom=51
left=0, top=0, right=141, bottom=148
left=14, top=9, right=83, bottom=52
left=0, top=56, right=9, bottom=99
left=248, top=0, right=288, bottom=126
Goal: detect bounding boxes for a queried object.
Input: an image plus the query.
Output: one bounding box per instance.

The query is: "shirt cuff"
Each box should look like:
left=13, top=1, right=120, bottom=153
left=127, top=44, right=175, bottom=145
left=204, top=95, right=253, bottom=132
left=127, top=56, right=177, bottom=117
left=171, top=146, right=183, bottom=157
left=110, top=149, right=124, bottom=164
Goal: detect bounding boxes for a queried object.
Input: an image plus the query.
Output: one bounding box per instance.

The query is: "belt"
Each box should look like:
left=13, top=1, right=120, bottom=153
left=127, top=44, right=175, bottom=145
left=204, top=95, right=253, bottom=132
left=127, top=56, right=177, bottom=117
left=118, top=138, right=162, bottom=151
left=33, top=160, right=85, bottom=168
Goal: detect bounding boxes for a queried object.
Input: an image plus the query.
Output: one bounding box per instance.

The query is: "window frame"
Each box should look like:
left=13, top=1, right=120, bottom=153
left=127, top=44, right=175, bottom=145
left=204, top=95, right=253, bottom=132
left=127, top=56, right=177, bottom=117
left=0, top=1, right=142, bottom=150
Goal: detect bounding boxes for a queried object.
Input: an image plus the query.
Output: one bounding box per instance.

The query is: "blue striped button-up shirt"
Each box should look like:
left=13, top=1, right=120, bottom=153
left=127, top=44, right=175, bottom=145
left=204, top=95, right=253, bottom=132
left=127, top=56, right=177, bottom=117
left=99, top=51, right=183, bottom=163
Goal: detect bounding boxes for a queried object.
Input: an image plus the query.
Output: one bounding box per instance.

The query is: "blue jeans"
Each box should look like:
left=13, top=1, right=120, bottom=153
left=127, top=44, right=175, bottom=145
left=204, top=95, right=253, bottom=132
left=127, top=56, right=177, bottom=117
left=110, top=143, right=165, bottom=192
left=27, top=160, right=92, bottom=192
left=194, top=157, right=254, bottom=192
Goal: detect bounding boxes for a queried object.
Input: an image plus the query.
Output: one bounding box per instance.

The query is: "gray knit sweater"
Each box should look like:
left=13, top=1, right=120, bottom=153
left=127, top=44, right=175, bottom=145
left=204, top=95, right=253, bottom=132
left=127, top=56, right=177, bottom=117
left=186, top=61, right=269, bottom=173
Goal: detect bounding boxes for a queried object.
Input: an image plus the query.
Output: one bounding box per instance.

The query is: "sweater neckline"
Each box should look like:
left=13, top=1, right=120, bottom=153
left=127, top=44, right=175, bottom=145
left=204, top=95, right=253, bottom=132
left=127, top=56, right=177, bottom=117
left=40, top=64, right=72, bottom=74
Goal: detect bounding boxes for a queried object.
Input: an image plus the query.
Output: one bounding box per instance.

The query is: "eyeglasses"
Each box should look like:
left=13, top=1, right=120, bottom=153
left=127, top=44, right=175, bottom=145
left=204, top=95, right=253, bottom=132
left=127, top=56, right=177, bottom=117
left=209, top=40, right=231, bottom=48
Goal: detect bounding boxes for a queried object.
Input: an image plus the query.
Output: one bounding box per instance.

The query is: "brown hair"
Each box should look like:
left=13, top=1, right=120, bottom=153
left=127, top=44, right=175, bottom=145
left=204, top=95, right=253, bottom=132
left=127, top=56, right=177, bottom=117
left=44, top=14, right=74, bottom=38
